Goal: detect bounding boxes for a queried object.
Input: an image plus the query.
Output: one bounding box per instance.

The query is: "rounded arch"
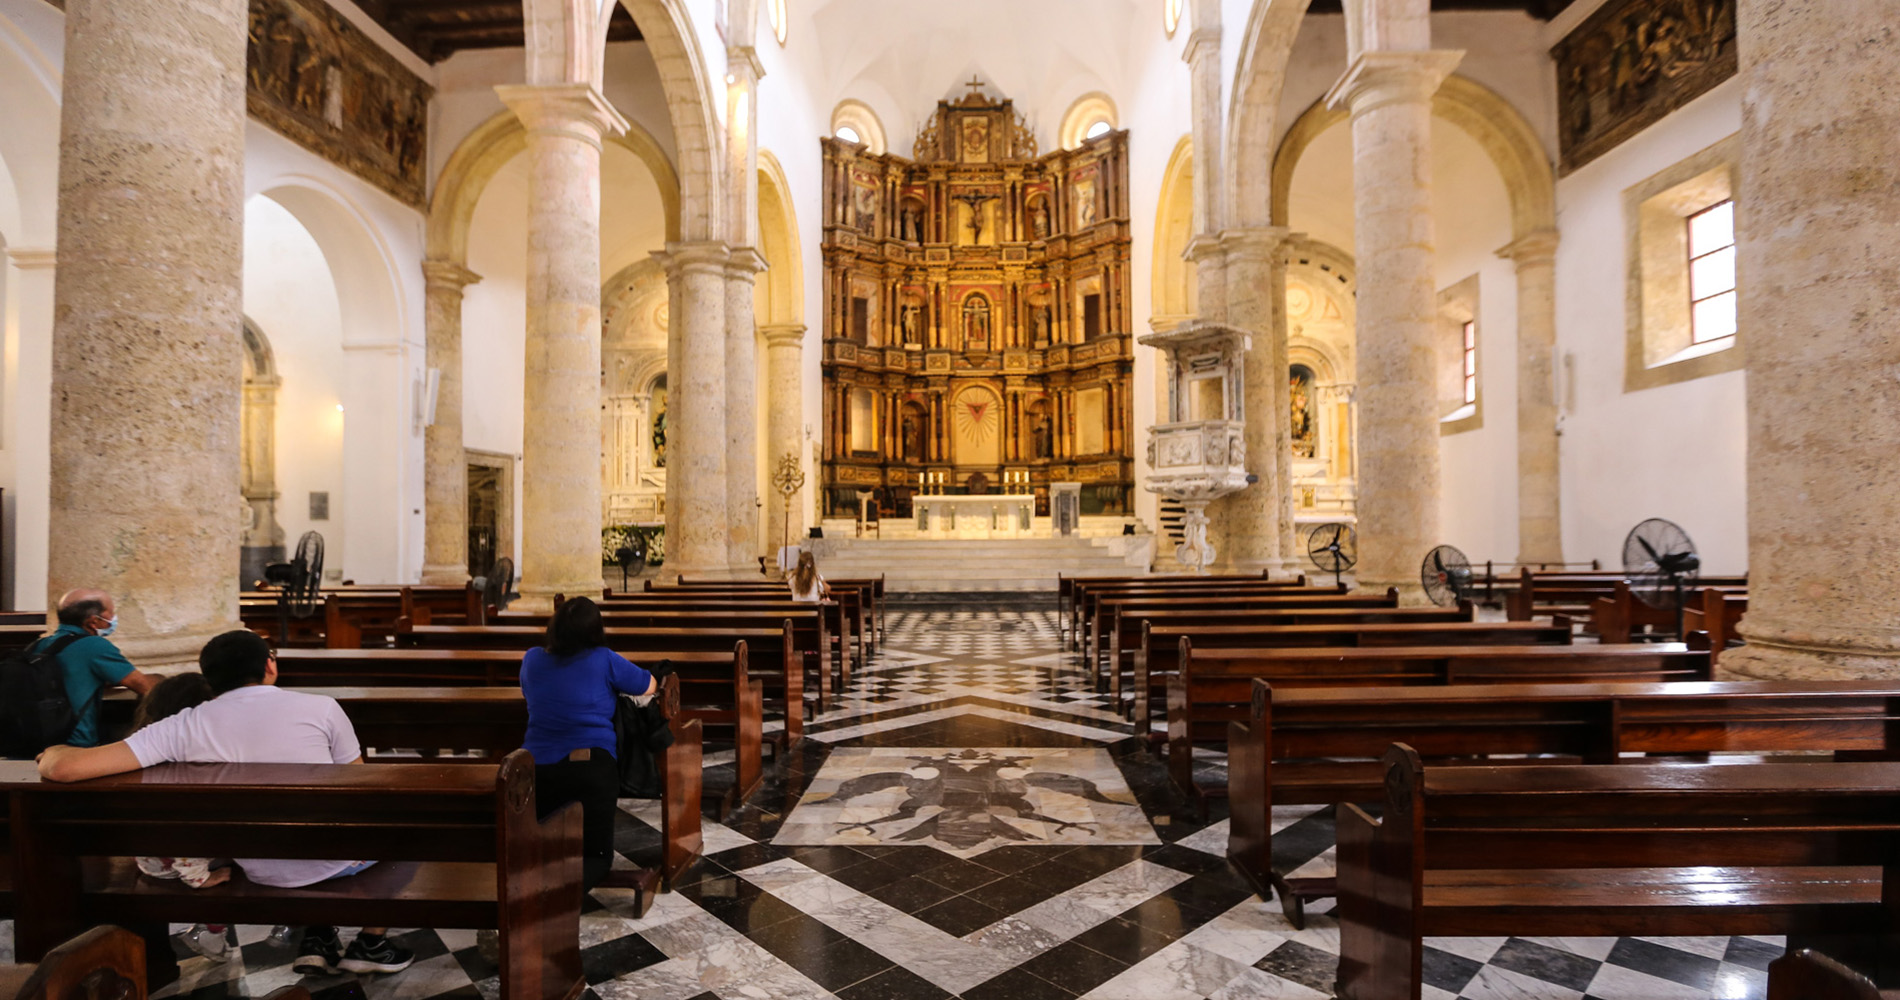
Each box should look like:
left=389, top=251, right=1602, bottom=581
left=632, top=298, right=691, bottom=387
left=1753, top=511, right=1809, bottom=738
left=261, top=177, right=408, bottom=346
left=1226, top=0, right=1315, bottom=228
left=1152, top=134, right=1197, bottom=321
left=0, top=19, right=61, bottom=244
left=829, top=99, right=887, bottom=155
left=755, top=149, right=803, bottom=326
left=429, top=109, right=681, bottom=266
left=1058, top=92, right=1120, bottom=150
left=241, top=317, right=278, bottom=379
left=1269, top=75, right=1555, bottom=241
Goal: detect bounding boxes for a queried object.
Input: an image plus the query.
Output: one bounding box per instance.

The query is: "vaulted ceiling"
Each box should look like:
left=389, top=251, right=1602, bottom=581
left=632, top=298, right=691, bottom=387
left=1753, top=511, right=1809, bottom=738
left=353, top=1, right=643, bottom=63
left=1304, top=0, right=1574, bottom=17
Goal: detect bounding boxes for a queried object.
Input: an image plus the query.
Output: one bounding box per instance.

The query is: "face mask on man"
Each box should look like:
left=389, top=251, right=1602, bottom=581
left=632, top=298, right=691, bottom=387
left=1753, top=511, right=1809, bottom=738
left=97, top=616, right=118, bottom=638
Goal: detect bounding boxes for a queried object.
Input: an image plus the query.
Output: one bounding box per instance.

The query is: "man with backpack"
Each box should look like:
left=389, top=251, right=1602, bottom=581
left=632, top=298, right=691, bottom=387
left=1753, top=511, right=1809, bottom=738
left=23, top=590, right=157, bottom=749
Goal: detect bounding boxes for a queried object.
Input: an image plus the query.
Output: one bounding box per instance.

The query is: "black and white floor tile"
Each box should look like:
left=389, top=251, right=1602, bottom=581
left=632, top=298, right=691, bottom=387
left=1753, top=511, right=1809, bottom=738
left=13, top=602, right=1790, bottom=999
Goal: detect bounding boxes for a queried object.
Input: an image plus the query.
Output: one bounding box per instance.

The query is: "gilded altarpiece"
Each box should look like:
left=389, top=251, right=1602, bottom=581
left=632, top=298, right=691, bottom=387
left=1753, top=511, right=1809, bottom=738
left=820, top=87, right=1135, bottom=519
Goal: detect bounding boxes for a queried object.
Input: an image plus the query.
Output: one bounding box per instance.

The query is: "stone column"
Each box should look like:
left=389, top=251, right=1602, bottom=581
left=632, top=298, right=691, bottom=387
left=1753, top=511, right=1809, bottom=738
left=1270, top=247, right=1300, bottom=573
left=763, top=324, right=808, bottom=556
left=724, top=249, right=766, bottom=574
left=1324, top=50, right=1460, bottom=602
left=1218, top=228, right=1292, bottom=573
left=47, top=0, right=246, bottom=665
left=495, top=84, right=627, bottom=611
left=1721, top=1, right=1900, bottom=680
left=657, top=242, right=731, bottom=579
left=1498, top=230, right=1563, bottom=566
left=419, top=259, right=482, bottom=585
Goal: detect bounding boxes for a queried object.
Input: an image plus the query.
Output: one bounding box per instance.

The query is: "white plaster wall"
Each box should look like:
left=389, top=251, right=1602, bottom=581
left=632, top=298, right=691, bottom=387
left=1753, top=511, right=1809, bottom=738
left=1553, top=76, right=1746, bottom=573
left=460, top=153, right=530, bottom=509
left=243, top=196, right=349, bottom=578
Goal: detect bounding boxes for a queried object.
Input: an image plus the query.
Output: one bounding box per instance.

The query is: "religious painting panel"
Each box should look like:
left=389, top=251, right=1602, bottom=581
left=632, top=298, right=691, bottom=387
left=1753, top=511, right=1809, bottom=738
left=1290, top=364, right=1318, bottom=459
left=952, top=386, right=1003, bottom=467
left=246, top=0, right=431, bottom=208
left=1553, top=0, right=1737, bottom=174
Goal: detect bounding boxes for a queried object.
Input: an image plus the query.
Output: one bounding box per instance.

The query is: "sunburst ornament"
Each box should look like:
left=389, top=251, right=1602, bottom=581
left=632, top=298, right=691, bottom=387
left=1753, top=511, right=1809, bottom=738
left=955, top=397, right=998, bottom=446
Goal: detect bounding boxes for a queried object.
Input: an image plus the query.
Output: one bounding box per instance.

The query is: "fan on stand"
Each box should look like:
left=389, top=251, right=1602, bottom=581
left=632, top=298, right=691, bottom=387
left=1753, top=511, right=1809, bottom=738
left=613, top=536, right=649, bottom=593
left=1420, top=544, right=1474, bottom=608
left=1305, top=523, right=1357, bottom=589
left=261, top=531, right=324, bottom=645
left=1622, top=518, right=1701, bottom=640
left=481, top=556, right=518, bottom=615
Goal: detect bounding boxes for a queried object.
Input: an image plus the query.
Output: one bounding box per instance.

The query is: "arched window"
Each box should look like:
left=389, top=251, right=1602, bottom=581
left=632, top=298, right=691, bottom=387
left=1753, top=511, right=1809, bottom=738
left=830, top=100, right=887, bottom=155
left=768, top=0, right=787, bottom=45
left=1058, top=93, right=1119, bottom=150
left=1163, top=0, right=1184, bottom=37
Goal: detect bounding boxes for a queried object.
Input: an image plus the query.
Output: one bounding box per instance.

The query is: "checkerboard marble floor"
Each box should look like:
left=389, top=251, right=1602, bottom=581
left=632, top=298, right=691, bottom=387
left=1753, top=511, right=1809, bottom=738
left=9, top=602, right=1788, bottom=1000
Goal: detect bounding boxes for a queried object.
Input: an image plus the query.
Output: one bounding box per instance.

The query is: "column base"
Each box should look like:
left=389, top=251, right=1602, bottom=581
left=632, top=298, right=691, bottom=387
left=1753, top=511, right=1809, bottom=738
left=115, top=622, right=245, bottom=671
left=419, top=563, right=471, bottom=586
left=1719, top=641, right=1900, bottom=681
left=519, top=577, right=607, bottom=615
left=1356, top=577, right=1431, bottom=607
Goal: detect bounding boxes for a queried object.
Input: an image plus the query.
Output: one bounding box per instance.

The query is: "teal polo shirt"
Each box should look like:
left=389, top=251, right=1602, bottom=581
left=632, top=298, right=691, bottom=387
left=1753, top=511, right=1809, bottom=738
left=31, top=624, right=137, bottom=748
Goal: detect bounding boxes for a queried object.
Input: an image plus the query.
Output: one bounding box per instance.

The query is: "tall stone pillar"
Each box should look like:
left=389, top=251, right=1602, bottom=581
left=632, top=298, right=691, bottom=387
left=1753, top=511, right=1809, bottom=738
left=1270, top=248, right=1300, bottom=572
left=1498, top=230, right=1563, bottom=566
left=47, top=0, right=246, bottom=665
left=419, top=259, right=482, bottom=585
left=495, top=84, right=627, bottom=610
left=1325, top=49, right=1460, bottom=602
left=1721, top=1, right=1900, bottom=680
left=658, top=242, right=731, bottom=579
left=724, top=250, right=765, bottom=573
left=1218, top=228, right=1292, bottom=573
left=762, top=324, right=808, bottom=558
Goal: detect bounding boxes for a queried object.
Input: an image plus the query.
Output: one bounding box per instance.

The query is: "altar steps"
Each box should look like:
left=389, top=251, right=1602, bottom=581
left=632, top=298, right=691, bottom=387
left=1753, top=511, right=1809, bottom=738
left=808, top=534, right=1154, bottom=592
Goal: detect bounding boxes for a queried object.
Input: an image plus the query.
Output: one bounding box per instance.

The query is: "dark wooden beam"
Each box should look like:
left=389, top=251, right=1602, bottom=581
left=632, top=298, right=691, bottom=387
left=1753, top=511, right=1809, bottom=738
left=1304, top=0, right=1573, bottom=18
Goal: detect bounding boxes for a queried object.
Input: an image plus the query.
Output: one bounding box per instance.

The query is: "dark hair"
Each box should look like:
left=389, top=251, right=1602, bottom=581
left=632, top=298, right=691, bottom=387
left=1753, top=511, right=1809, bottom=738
left=56, top=599, right=107, bottom=628
left=199, top=630, right=273, bottom=694
left=545, top=597, right=605, bottom=657
left=132, top=673, right=215, bottom=730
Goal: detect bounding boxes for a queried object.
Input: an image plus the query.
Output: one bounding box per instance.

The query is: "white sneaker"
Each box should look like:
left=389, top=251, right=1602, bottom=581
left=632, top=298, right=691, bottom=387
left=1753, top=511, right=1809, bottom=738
left=180, top=925, right=232, bottom=962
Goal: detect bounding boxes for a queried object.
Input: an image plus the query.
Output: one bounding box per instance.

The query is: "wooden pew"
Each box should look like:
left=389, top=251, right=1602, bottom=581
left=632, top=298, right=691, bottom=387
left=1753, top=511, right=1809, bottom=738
left=1100, top=592, right=1416, bottom=696
left=1590, top=580, right=1748, bottom=642
left=661, top=575, right=886, bottom=653
left=0, top=926, right=146, bottom=1000
left=1079, top=582, right=1348, bottom=668
left=580, top=597, right=855, bottom=686
left=394, top=622, right=807, bottom=745
left=1065, top=574, right=1298, bottom=649
left=0, top=624, right=48, bottom=654
left=266, top=647, right=758, bottom=821
left=1130, top=619, right=1575, bottom=739
left=1335, top=749, right=1900, bottom=998
left=1505, top=568, right=1747, bottom=623
left=1769, top=951, right=1898, bottom=1000
left=1683, top=588, right=1749, bottom=666
left=1092, top=588, right=1399, bottom=682
left=3, top=752, right=588, bottom=1000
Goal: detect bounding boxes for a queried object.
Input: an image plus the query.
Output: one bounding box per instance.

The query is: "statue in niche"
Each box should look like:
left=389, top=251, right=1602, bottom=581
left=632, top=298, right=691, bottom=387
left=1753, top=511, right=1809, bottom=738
left=651, top=394, right=668, bottom=468
left=1032, top=414, right=1052, bottom=459
left=963, top=297, right=991, bottom=352
left=901, top=411, right=920, bottom=460
left=901, top=204, right=923, bottom=242
left=1033, top=305, right=1051, bottom=345
left=901, top=304, right=922, bottom=346
left=1029, top=200, right=1050, bottom=240
left=1289, top=365, right=1316, bottom=459
left=1073, top=177, right=1097, bottom=228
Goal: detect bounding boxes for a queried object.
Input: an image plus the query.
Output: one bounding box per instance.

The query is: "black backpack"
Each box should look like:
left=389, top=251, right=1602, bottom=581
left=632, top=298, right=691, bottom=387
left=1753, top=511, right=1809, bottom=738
left=0, top=633, right=86, bottom=759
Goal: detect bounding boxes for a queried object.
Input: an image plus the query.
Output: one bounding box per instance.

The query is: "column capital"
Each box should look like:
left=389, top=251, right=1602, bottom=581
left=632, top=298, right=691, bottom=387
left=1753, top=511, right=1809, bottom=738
left=726, top=45, right=766, bottom=83
left=1216, top=226, right=1293, bottom=263
left=1324, top=50, right=1463, bottom=116
left=761, top=323, right=806, bottom=347
left=1496, top=228, right=1560, bottom=268
left=1182, top=27, right=1222, bottom=65
left=421, top=258, right=483, bottom=291
left=495, top=83, right=629, bottom=147
left=726, top=245, right=768, bottom=277
left=654, top=240, right=733, bottom=277
left=1183, top=233, right=1226, bottom=266
left=5, top=246, right=56, bottom=269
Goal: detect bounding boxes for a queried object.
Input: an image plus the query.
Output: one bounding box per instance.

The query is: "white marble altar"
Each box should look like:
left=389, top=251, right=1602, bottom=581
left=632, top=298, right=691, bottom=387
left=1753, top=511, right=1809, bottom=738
left=915, top=494, right=1035, bottom=537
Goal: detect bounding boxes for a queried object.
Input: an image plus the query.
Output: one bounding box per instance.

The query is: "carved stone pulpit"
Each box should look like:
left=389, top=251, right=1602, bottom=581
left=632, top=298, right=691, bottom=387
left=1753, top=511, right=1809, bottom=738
left=1138, top=322, right=1254, bottom=572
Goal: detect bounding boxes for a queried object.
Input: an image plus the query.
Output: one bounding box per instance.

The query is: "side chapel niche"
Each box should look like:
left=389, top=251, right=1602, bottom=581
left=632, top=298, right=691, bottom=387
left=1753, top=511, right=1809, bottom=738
left=819, top=82, right=1135, bottom=519
left=601, top=259, right=670, bottom=527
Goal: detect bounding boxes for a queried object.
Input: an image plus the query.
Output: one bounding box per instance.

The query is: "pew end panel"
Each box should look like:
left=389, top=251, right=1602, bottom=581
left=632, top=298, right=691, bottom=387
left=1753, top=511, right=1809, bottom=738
left=3, top=925, right=145, bottom=1000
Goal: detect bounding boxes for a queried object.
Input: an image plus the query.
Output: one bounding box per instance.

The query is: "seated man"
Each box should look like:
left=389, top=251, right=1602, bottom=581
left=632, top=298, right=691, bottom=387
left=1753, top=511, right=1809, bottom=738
left=34, top=589, right=158, bottom=747
left=38, top=630, right=414, bottom=975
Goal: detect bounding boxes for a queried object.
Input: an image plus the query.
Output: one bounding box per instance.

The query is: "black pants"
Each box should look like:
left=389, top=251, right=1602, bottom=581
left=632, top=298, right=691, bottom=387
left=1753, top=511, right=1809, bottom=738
left=536, top=749, right=618, bottom=890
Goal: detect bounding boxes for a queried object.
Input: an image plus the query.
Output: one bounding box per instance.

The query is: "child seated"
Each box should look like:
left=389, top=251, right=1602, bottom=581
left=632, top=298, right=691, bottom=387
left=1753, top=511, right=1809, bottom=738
left=130, top=674, right=234, bottom=960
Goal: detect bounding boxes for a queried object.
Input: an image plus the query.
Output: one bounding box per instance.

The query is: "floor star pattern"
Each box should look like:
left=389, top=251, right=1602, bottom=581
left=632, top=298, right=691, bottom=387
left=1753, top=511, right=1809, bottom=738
left=3, top=598, right=1787, bottom=1000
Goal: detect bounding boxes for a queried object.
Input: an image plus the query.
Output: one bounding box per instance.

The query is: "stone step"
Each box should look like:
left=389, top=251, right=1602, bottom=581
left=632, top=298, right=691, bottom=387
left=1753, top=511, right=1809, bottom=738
left=807, top=534, right=1154, bottom=592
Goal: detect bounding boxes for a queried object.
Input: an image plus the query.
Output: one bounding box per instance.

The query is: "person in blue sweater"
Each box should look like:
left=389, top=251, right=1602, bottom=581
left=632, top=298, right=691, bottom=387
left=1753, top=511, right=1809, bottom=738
left=520, top=596, right=655, bottom=889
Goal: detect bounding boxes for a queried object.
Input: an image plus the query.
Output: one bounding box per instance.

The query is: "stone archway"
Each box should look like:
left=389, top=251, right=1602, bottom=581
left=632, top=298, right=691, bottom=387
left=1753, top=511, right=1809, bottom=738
left=239, top=318, right=286, bottom=587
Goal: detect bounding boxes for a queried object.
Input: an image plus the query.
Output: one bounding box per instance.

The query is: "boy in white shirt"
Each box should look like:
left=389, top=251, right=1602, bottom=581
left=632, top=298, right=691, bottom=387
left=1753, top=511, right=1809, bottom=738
left=38, top=630, right=414, bottom=975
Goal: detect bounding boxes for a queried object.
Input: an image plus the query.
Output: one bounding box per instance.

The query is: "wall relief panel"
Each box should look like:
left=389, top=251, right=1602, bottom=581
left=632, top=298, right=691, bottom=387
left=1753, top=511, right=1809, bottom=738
left=247, top=0, right=433, bottom=208
left=1553, top=0, right=1736, bottom=174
